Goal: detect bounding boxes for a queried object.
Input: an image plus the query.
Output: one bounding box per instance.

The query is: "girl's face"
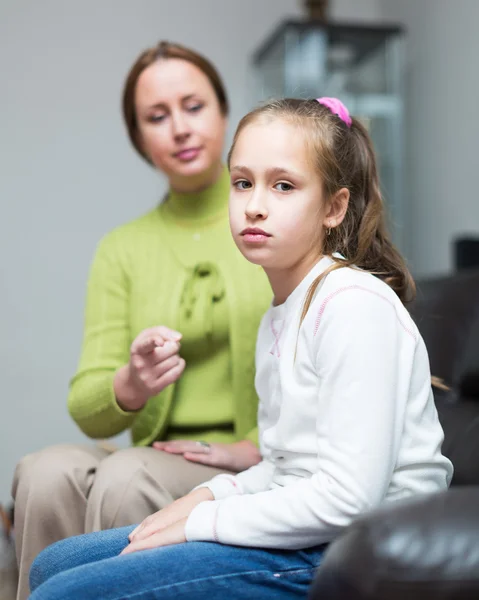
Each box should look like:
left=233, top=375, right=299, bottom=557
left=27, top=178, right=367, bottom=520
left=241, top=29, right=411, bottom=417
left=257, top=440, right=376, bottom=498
left=135, top=59, right=227, bottom=191
left=229, top=119, right=329, bottom=272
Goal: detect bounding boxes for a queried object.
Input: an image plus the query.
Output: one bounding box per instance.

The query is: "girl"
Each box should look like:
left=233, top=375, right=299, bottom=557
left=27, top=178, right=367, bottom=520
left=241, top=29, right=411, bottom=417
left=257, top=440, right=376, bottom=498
left=12, top=41, right=271, bottom=600
left=27, top=97, right=453, bottom=600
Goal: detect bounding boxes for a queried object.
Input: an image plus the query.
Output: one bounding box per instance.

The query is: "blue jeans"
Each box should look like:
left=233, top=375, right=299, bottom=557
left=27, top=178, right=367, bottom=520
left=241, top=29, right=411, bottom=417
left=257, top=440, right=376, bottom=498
left=29, top=525, right=325, bottom=599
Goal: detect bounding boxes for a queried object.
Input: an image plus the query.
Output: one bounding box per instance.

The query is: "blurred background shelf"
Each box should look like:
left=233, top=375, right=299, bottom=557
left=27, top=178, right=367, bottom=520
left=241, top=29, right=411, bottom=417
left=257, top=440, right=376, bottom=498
left=252, top=19, right=406, bottom=250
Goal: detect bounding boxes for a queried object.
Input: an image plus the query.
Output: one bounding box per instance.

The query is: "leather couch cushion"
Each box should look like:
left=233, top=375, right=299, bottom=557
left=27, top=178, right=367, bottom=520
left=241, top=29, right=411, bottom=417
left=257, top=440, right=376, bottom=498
left=459, top=314, right=479, bottom=398
left=409, top=270, right=479, bottom=394
left=436, top=397, right=479, bottom=485
left=310, top=488, right=479, bottom=600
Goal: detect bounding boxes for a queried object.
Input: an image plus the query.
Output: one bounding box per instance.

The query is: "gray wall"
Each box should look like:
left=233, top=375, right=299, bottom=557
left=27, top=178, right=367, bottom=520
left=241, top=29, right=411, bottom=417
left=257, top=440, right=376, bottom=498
left=380, top=0, right=479, bottom=276
left=330, top=0, right=382, bottom=20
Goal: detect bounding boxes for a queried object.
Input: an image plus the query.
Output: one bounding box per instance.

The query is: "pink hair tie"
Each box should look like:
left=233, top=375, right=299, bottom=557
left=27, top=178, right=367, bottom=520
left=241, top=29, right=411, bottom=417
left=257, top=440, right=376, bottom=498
left=316, top=97, right=352, bottom=128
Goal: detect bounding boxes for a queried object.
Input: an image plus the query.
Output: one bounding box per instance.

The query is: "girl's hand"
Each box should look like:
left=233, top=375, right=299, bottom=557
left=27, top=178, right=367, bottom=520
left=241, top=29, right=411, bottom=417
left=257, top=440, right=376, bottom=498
left=121, top=518, right=188, bottom=554
left=153, top=439, right=261, bottom=472
left=128, top=487, right=213, bottom=544
left=114, top=326, right=185, bottom=411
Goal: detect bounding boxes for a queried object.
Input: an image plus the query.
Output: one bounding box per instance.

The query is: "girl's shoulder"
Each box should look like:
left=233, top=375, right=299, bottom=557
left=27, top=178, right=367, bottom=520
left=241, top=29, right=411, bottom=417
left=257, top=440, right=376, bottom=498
left=306, top=264, right=418, bottom=340
left=321, top=264, right=400, bottom=302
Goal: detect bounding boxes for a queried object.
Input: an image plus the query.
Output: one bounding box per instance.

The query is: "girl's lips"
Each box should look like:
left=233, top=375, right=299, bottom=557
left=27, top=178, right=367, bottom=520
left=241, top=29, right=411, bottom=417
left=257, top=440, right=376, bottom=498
left=242, top=233, right=270, bottom=243
left=241, top=229, right=272, bottom=244
left=174, top=147, right=202, bottom=161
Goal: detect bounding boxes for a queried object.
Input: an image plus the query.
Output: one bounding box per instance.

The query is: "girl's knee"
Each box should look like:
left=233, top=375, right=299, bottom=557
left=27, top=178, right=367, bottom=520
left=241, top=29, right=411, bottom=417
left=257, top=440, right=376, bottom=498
left=29, top=539, right=63, bottom=591
left=31, top=527, right=134, bottom=597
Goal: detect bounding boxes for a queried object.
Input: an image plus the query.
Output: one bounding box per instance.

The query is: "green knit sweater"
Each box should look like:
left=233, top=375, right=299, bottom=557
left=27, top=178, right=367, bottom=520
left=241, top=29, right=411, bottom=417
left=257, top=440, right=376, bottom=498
left=68, top=168, right=272, bottom=446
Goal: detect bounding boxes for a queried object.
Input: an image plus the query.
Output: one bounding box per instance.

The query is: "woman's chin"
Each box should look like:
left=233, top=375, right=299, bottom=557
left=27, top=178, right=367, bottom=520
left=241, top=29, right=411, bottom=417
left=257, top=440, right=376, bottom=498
left=158, top=156, right=211, bottom=182
left=171, top=154, right=217, bottom=178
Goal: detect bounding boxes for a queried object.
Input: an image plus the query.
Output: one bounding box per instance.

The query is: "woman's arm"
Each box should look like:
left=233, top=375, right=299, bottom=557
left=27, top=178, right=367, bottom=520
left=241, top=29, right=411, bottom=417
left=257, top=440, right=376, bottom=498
left=68, top=232, right=136, bottom=438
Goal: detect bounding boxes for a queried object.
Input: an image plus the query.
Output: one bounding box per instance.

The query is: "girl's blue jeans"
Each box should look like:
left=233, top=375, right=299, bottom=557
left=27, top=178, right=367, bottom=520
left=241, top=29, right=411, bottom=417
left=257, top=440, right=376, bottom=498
left=29, top=525, right=326, bottom=599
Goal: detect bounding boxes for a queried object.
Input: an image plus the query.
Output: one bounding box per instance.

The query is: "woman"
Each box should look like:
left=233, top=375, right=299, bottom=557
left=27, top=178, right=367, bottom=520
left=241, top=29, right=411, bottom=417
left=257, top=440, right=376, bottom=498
left=11, top=41, right=271, bottom=600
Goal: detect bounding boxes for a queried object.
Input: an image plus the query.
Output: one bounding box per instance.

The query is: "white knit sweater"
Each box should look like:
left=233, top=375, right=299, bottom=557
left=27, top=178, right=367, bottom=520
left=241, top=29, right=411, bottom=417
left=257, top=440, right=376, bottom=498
left=185, top=257, right=453, bottom=549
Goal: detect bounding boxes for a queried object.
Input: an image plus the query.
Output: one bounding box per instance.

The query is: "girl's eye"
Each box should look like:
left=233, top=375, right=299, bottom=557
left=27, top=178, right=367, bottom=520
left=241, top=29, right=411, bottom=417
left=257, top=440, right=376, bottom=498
left=234, top=180, right=252, bottom=190
left=274, top=182, right=294, bottom=192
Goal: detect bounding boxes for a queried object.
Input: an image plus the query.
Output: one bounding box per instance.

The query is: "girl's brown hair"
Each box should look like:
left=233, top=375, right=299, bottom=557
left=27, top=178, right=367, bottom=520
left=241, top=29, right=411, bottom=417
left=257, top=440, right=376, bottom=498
left=228, top=98, right=448, bottom=391
left=122, top=41, right=229, bottom=164
left=228, top=98, right=415, bottom=307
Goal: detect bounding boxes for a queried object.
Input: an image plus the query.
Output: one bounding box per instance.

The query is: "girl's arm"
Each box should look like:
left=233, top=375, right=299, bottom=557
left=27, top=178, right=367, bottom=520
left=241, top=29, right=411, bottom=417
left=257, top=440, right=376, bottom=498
left=194, top=457, right=275, bottom=499
left=185, top=288, right=424, bottom=548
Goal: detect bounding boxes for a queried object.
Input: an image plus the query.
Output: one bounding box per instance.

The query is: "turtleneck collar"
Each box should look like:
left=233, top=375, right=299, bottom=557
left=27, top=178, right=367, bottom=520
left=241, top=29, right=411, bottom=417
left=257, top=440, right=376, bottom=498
left=164, top=165, right=230, bottom=223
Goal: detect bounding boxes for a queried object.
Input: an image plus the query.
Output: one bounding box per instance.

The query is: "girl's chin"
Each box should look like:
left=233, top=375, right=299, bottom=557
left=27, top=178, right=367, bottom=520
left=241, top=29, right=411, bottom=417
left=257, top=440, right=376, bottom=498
left=236, top=245, right=270, bottom=268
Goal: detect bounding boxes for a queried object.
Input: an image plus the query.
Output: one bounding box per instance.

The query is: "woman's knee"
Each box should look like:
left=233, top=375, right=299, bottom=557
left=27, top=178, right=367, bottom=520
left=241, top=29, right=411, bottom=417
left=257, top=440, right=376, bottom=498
left=91, top=447, right=151, bottom=495
left=12, top=444, right=105, bottom=532
left=13, top=445, right=88, bottom=503
left=88, top=447, right=164, bottom=528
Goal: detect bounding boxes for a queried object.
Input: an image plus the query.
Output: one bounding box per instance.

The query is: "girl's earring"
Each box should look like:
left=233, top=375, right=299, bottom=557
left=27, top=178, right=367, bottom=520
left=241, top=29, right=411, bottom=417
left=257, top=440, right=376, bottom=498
left=326, top=222, right=332, bottom=236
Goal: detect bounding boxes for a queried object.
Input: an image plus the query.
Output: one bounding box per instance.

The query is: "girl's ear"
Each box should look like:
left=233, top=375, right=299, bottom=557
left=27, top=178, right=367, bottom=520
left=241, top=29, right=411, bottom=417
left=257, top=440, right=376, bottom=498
left=323, top=187, right=349, bottom=230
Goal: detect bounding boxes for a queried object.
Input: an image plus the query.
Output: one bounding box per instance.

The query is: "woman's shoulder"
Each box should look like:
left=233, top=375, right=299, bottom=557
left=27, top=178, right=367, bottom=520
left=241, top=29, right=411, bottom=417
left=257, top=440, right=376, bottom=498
left=87, top=209, right=165, bottom=274
left=108, top=208, right=161, bottom=238
left=96, top=208, right=162, bottom=249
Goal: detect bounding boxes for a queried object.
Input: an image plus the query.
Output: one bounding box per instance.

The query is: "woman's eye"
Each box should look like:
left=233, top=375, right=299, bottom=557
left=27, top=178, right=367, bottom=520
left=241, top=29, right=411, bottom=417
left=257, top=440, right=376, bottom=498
left=274, top=182, right=294, bottom=192
left=234, top=180, right=252, bottom=190
left=149, top=114, right=166, bottom=123
left=187, top=104, right=203, bottom=113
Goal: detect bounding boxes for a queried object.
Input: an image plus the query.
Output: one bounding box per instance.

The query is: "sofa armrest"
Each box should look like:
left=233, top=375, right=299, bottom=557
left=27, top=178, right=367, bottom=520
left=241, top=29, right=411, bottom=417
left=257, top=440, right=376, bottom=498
left=309, top=488, right=479, bottom=600
left=436, top=397, right=479, bottom=485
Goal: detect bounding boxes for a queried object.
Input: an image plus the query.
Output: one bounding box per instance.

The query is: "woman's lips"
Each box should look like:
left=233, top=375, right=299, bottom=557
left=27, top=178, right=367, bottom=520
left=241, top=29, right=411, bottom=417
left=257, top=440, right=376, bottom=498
left=174, top=147, right=202, bottom=162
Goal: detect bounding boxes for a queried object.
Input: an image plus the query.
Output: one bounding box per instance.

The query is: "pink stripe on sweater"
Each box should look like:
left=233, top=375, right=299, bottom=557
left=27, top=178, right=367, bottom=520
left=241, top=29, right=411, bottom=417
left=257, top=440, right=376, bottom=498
left=219, top=475, right=240, bottom=491
left=313, top=285, right=417, bottom=341
left=270, top=319, right=285, bottom=357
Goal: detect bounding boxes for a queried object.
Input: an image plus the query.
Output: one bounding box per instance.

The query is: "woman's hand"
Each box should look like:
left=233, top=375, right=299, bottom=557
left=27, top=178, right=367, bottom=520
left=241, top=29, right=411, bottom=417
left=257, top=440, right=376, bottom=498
left=121, top=517, right=188, bottom=554
left=114, top=326, right=185, bottom=411
left=153, top=439, right=261, bottom=472
left=124, top=487, right=213, bottom=553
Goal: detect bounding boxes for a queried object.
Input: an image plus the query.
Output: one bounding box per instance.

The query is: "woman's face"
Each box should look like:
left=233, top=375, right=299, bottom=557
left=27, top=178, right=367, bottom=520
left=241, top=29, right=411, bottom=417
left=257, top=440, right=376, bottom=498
left=134, top=58, right=227, bottom=192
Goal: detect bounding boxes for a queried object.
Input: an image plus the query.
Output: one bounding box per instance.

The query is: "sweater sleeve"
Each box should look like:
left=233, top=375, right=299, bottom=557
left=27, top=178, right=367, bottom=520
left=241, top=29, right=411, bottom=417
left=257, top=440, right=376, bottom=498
left=67, top=232, right=136, bottom=438
left=192, top=458, right=275, bottom=500
left=185, top=288, right=414, bottom=548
